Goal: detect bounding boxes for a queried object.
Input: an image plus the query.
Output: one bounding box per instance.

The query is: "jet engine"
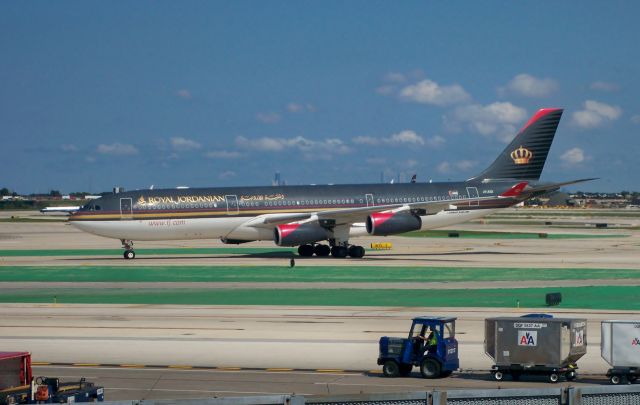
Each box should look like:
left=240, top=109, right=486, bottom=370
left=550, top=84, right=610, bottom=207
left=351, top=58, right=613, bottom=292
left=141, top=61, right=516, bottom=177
left=366, top=212, right=422, bottom=236
left=274, top=223, right=329, bottom=246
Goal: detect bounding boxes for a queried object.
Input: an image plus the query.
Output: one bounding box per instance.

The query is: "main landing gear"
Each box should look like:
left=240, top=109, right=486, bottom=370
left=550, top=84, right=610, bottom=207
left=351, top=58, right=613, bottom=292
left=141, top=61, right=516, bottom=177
left=121, top=239, right=135, bottom=260
left=297, top=243, right=365, bottom=258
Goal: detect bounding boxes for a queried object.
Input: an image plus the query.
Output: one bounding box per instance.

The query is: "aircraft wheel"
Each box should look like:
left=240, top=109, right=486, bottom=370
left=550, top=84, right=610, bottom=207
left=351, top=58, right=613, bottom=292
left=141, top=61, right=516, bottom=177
left=314, top=244, right=330, bottom=257
left=420, top=358, right=441, bottom=379
left=331, top=246, right=348, bottom=258
left=297, top=244, right=314, bottom=257
left=382, top=360, right=400, bottom=378
left=348, top=245, right=365, bottom=258
left=123, top=250, right=135, bottom=260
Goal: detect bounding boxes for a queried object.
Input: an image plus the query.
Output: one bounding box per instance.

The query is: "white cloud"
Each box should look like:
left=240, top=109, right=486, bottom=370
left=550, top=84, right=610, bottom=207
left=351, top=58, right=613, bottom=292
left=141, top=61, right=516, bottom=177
left=287, top=102, right=316, bottom=113
left=287, top=103, right=303, bottom=113
left=448, top=102, right=528, bottom=142
left=353, top=131, right=445, bottom=148
left=572, top=100, right=622, bottom=128
left=236, top=135, right=350, bottom=154
left=437, top=162, right=452, bottom=174
left=60, top=144, right=78, bottom=152
left=456, top=160, right=476, bottom=171
left=352, top=136, right=380, bottom=145
left=176, top=89, right=192, bottom=100
left=385, top=72, right=407, bottom=83
left=501, top=74, right=558, bottom=97
left=170, top=137, right=201, bottom=151
left=560, top=147, right=586, bottom=165
left=425, top=135, right=446, bottom=148
left=404, top=159, right=418, bottom=169
left=218, top=171, right=237, bottom=180
left=437, top=160, right=477, bottom=174
left=97, top=143, right=138, bottom=155
left=389, top=130, right=425, bottom=145
left=631, top=115, right=640, bottom=124
left=256, top=112, right=281, bottom=124
left=590, top=81, right=619, bottom=92
left=205, top=150, right=242, bottom=159
left=399, top=79, right=471, bottom=106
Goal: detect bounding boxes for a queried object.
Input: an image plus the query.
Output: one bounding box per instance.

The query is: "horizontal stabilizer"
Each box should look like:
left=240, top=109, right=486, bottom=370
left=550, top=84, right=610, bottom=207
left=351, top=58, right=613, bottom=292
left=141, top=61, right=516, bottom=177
left=517, top=178, right=597, bottom=200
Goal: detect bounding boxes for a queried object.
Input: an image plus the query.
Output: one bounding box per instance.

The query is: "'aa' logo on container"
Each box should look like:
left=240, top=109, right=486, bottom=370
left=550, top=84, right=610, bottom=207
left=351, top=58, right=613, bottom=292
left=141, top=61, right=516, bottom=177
left=518, top=330, right=537, bottom=346
left=632, top=338, right=640, bottom=346
left=575, top=330, right=584, bottom=346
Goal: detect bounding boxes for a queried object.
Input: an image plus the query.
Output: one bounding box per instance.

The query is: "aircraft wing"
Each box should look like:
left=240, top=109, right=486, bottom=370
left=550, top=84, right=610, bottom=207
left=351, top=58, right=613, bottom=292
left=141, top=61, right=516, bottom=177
left=241, top=200, right=459, bottom=229
left=315, top=201, right=454, bottom=226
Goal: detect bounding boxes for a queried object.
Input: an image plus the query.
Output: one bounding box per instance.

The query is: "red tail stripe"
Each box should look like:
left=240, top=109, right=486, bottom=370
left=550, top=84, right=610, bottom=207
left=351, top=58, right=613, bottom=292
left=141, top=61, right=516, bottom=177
left=520, top=108, right=562, bottom=132
left=500, top=182, right=529, bottom=197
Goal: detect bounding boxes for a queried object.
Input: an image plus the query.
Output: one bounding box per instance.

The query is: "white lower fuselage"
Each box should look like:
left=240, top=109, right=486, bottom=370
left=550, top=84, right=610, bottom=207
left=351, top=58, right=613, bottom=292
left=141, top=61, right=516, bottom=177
left=70, top=208, right=498, bottom=242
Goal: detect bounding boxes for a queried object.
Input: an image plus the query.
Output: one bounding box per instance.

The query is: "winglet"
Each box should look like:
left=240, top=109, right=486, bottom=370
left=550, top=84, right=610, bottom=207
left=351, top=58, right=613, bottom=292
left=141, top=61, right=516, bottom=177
left=500, top=182, right=529, bottom=197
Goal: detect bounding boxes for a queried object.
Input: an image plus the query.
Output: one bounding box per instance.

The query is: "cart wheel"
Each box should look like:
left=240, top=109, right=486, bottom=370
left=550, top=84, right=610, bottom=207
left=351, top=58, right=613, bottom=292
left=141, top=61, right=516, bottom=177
left=420, top=358, right=441, bottom=379
left=493, top=371, right=504, bottom=381
left=382, top=361, right=400, bottom=378
left=610, top=375, right=621, bottom=385
left=566, top=371, right=576, bottom=381
left=548, top=373, right=559, bottom=383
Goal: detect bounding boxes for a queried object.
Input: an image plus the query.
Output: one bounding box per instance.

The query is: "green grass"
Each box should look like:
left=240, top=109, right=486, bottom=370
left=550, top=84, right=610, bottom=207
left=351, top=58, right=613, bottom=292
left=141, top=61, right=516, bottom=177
left=0, top=247, right=294, bottom=257
left=487, top=211, right=640, bottom=218
left=1, top=286, right=637, bottom=310
left=404, top=230, right=628, bottom=239
left=1, top=266, right=638, bottom=283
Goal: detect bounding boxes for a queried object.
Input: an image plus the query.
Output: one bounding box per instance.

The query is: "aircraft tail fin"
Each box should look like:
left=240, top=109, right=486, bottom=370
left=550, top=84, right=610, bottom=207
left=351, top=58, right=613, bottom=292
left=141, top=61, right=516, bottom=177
left=469, top=108, right=563, bottom=181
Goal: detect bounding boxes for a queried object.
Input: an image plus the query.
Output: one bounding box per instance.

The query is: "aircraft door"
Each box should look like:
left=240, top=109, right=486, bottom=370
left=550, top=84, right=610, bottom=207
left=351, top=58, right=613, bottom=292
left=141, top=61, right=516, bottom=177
left=120, top=198, right=133, bottom=219
left=225, top=195, right=239, bottom=215
left=365, top=194, right=374, bottom=207
left=466, top=187, right=479, bottom=207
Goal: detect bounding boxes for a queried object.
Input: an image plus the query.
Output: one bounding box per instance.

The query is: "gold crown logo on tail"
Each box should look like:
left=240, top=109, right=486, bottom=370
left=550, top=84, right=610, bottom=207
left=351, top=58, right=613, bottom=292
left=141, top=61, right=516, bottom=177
left=510, top=146, right=533, bottom=165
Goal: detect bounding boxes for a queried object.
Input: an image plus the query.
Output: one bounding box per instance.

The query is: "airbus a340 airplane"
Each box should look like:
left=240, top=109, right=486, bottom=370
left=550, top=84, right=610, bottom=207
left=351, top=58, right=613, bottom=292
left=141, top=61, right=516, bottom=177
left=70, top=108, right=592, bottom=259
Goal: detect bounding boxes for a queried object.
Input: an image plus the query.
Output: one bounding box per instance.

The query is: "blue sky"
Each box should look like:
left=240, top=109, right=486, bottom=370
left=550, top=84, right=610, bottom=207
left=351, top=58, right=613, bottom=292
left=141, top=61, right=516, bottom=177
left=1, top=1, right=638, bottom=193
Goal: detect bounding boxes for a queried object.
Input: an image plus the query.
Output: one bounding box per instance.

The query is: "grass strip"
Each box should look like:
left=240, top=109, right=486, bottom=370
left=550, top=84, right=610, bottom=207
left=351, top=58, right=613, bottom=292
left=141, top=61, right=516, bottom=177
left=1, top=266, right=639, bottom=283
left=0, top=286, right=636, bottom=310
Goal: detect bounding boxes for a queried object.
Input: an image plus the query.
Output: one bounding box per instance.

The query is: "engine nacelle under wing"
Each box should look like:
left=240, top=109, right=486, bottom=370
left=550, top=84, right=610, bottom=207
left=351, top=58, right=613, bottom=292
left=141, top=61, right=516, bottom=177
left=366, top=212, right=422, bottom=236
left=274, top=223, right=328, bottom=246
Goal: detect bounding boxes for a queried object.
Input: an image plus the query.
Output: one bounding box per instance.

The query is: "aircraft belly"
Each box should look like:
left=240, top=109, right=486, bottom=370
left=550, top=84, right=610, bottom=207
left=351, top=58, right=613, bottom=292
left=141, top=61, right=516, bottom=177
left=70, top=217, right=246, bottom=241
left=419, top=208, right=498, bottom=230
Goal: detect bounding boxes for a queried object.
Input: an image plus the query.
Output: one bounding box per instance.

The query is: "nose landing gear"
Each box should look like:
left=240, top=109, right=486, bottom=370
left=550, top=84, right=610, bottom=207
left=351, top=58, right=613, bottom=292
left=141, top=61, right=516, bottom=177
left=121, top=239, right=135, bottom=260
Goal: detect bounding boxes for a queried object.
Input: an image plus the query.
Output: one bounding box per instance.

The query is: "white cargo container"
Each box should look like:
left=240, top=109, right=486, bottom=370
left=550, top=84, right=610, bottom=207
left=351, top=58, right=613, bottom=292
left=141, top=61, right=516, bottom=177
left=485, top=316, right=587, bottom=383
left=601, top=320, right=640, bottom=384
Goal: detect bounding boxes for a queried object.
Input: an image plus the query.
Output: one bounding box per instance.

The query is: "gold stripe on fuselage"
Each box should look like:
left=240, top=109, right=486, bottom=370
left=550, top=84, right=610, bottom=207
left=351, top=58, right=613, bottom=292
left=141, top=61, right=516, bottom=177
left=69, top=207, right=335, bottom=221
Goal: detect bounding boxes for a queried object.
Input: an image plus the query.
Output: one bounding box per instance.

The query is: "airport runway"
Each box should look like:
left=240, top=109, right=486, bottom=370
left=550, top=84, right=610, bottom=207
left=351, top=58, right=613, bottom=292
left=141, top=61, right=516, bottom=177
left=32, top=365, right=612, bottom=400
left=0, top=304, right=627, bottom=373
left=1, top=209, right=639, bottom=401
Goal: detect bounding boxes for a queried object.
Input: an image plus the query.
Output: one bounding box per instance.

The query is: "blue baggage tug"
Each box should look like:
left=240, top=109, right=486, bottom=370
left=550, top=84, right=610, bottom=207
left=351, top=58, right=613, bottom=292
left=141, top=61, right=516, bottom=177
left=378, top=316, right=459, bottom=378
